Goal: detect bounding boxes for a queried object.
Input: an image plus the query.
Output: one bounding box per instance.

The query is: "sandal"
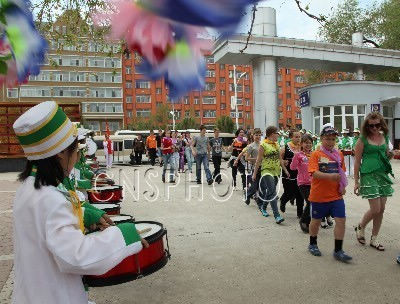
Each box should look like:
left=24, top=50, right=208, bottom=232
left=355, top=224, right=366, bottom=245
left=370, top=236, right=385, bottom=251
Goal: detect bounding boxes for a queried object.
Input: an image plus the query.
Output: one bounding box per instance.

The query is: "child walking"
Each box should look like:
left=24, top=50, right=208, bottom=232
left=307, top=124, right=352, bottom=262
left=290, top=134, right=313, bottom=233
left=253, top=126, right=287, bottom=224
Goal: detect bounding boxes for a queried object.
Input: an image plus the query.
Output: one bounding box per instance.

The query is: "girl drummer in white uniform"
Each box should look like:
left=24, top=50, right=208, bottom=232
left=12, top=101, right=148, bottom=304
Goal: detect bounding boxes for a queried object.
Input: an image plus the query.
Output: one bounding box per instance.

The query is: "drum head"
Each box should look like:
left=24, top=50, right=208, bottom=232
left=134, top=221, right=164, bottom=243
left=94, top=185, right=121, bottom=191
left=111, top=214, right=133, bottom=224
left=87, top=140, right=97, bottom=155
left=92, top=203, right=119, bottom=210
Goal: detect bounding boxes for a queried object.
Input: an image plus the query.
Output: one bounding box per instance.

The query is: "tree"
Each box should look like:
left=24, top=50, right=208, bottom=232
left=127, top=118, right=155, bottom=131
left=153, top=104, right=170, bottom=130
left=176, top=117, right=198, bottom=130
left=216, top=115, right=235, bottom=133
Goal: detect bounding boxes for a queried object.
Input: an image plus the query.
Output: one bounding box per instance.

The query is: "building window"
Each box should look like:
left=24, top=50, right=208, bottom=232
left=87, top=121, right=100, bottom=131
left=126, top=96, right=132, bottom=103
left=220, top=90, right=225, bottom=96
left=286, top=69, right=290, bottom=75
left=20, top=87, right=52, bottom=97
left=7, top=88, right=18, bottom=98
left=53, top=87, right=86, bottom=97
left=89, top=88, right=122, bottom=98
left=185, top=111, right=190, bottom=118
left=313, top=105, right=367, bottom=135
left=202, top=97, right=216, bottom=104
left=220, top=77, right=225, bottom=83
left=278, top=74, right=282, bottom=81
left=195, top=110, right=200, bottom=117
left=230, top=112, right=243, bottom=118
left=286, top=93, right=291, bottom=99
left=295, top=76, right=304, bottom=83
left=245, top=99, right=250, bottom=106
left=278, top=98, right=283, bottom=106
left=219, top=64, right=225, bottom=70
left=245, top=86, right=250, bottom=93
left=135, top=80, right=151, bottom=89
left=126, top=81, right=132, bottom=89
left=286, top=81, right=291, bottom=87
left=229, top=84, right=243, bottom=92
left=206, top=70, right=215, bottom=77
left=83, top=103, right=123, bottom=113
left=246, top=112, right=250, bottom=119
left=29, top=71, right=51, bottom=81
left=287, top=118, right=292, bottom=124
left=286, top=105, right=291, bottom=111
left=125, top=67, right=131, bottom=74
left=278, top=87, right=282, bottom=94
left=205, top=56, right=214, bottom=64
left=203, top=110, right=216, bottom=118
left=221, top=103, right=226, bottom=109
left=184, top=96, right=189, bottom=104
left=279, top=112, right=283, bottom=119
left=296, top=112, right=301, bottom=119
left=101, top=121, right=120, bottom=131
left=136, top=95, right=151, bottom=103
left=236, top=98, right=243, bottom=105
left=136, top=109, right=151, bottom=118
left=155, top=88, right=162, bottom=94
left=194, top=98, right=199, bottom=105
left=205, top=82, right=216, bottom=91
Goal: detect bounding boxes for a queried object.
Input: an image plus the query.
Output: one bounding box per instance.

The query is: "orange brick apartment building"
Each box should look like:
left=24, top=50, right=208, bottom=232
left=122, top=53, right=306, bottom=131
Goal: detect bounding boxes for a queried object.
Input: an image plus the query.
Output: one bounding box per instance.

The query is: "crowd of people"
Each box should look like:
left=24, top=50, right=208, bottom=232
left=132, top=112, right=397, bottom=264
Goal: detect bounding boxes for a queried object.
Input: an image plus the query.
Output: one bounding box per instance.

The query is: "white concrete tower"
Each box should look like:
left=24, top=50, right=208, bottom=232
left=352, top=32, right=365, bottom=80
left=251, top=7, right=278, bottom=130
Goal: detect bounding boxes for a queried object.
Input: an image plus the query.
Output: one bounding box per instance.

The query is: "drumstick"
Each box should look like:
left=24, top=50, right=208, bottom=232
left=138, top=228, right=152, bottom=235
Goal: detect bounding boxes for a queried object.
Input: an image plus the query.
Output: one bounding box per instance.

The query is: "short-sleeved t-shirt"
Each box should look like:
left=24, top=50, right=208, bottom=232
left=162, top=137, right=173, bottom=154
left=308, top=150, right=346, bottom=203
left=260, top=142, right=281, bottom=177
left=193, top=135, right=209, bottom=155
left=209, top=137, right=222, bottom=156
left=246, top=142, right=260, bottom=162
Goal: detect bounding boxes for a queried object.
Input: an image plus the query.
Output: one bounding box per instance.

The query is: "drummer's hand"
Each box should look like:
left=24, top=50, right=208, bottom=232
left=97, top=217, right=111, bottom=231
left=141, top=238, right=149, bottom=248
left=102, top=213, right=115, bottom=226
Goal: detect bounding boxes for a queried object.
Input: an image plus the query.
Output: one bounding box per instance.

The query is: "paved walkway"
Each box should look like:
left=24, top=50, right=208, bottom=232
left=2, top=162, right=400, bottom=303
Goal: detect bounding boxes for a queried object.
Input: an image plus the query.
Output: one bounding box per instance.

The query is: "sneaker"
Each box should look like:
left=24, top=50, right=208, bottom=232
left=308, top=244, right=322, bottom=256
left=207, top=179, right=213, bottom=185
left=197, top=180, right=201, bottom=184
left=275, top=215, right=285, bottom=224
left=327, top=217, right=334, bottom=227
left=290, top=199, right=295, bottom=206
left=333, top=250, right=352, bottom=263
left=245, top=195, right=251, bottom=205
left=260, top=209, right=269, bottom=217
left=162, top=175, right=165, bottom=183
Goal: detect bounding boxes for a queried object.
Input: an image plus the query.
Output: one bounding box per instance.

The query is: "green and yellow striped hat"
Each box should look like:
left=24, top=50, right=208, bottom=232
left=13, top=101, right=78, bottom=160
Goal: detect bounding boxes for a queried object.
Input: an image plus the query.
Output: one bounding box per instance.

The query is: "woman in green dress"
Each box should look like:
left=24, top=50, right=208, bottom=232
left=354, top=112, right=394, bottom=251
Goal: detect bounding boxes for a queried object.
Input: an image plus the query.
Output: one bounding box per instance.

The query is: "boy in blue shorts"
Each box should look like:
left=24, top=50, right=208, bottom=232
left=307, top=124, right=352, bottom=263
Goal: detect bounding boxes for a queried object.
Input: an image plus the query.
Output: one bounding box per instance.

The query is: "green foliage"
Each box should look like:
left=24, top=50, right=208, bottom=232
left=317, top=0, right=400, bottom=82
left=128, top=118, right=155, bottom=131
left=216, top=115, right=235, bottom=133
left=176, top=117, right=198, bottom=130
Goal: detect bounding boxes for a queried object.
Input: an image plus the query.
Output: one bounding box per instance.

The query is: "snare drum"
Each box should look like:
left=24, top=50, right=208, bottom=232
left=91, top=203, right=121, bottom=216
left=84, top=221, right=170, bottom=287
left=88, top=185, right=123, bottom=203
left=110, top=214, right=134, bottom=224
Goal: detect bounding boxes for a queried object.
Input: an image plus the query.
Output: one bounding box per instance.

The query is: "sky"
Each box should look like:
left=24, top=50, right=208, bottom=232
left=238, top=0, right=384, bottom=41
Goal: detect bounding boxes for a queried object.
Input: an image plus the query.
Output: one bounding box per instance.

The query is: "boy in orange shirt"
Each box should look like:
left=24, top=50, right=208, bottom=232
left=146, top=130, right=158, bottom=166
left=308, top=124, right=352, bottom=263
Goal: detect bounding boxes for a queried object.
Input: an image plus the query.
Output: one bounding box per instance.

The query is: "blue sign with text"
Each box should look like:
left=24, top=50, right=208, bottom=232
left=299, top=91, right=310, bottom=108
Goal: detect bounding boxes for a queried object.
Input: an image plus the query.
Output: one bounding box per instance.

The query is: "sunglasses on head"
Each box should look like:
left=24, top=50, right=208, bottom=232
left=368, top=123, right=381, bottom=129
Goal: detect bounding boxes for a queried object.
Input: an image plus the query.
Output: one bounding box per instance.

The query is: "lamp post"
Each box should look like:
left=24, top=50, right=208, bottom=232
left=233, top=65, right=247, bottom=130
left=170, top=104, right=176, bottom=131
